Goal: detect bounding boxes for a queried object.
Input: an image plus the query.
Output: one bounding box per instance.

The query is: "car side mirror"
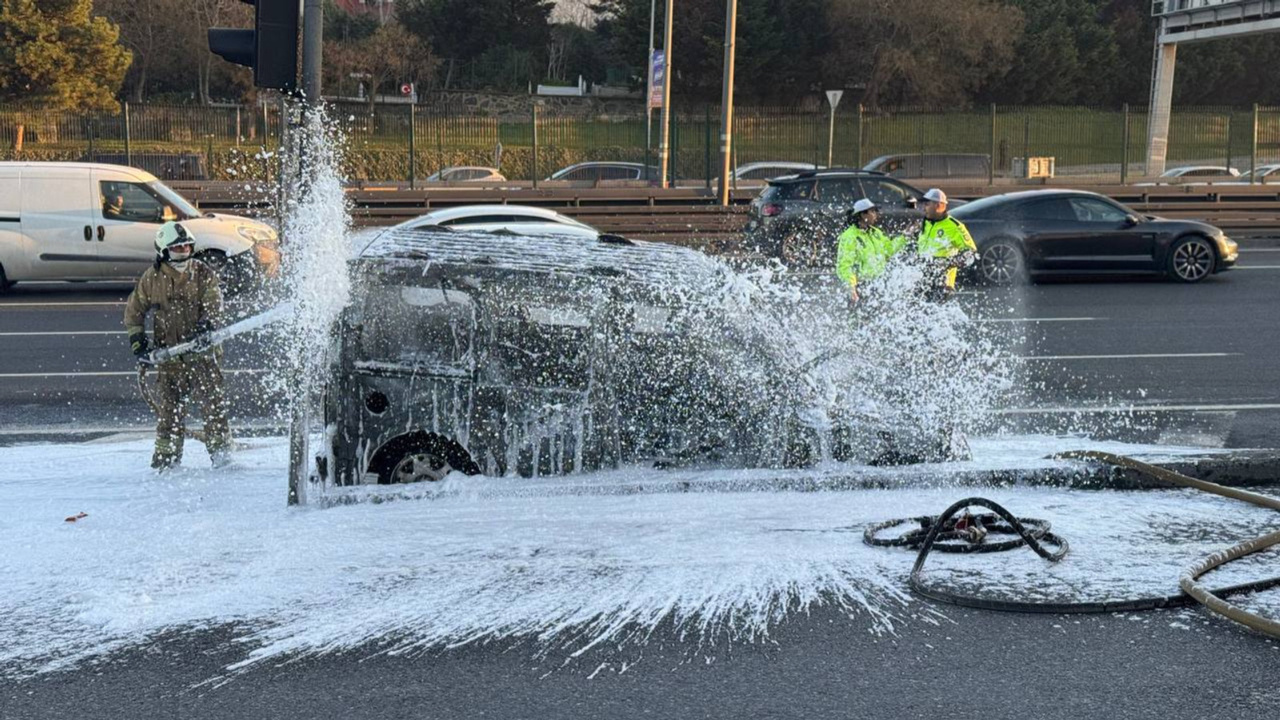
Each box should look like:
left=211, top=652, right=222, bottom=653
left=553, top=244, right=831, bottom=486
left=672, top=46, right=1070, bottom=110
left=906, top=197, right=918, bottom=209
left=1124, top=214, right=1141, bottom=227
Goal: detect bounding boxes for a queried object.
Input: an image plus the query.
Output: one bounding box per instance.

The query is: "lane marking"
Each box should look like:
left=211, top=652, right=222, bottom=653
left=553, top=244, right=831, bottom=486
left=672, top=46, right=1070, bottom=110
left=0, top=369, right=268, bottom=378
left=975, top=317, right=1105, bottom=323
left=0, top=301, right=127, bottom=308
left=0, top=331, right=126, bottom=336
left=1016, top=352, right=1239, bottom=361
left=1238, top=248, right=1280, bottom=252
left=1232, top=265, right=1280, bottom=269
left=1002, top=402, right=1280, bottom=414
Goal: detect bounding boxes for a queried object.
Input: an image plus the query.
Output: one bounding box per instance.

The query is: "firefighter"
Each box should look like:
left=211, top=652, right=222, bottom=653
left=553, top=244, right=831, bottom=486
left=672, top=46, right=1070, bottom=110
left=916, top=189, right=978, bottom=300
left=124, top=221, right=232, bottom=470
left=835, top=198, right=908, bottom=303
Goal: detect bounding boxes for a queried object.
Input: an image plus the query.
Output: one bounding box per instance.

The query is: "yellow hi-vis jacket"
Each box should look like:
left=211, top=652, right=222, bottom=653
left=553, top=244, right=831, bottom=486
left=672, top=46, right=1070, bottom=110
left=917, top=214, right=978, bottom=289
left=836, top=224, right=909, bottom=289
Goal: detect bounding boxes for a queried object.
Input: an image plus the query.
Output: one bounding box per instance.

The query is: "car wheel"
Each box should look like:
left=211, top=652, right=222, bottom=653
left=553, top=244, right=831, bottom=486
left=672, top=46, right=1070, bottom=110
left=386, top=450, right=453, bottom=484
left=1168, top=236, right=1216, bottom=283
left=978, top=240, right=1026, bottom=286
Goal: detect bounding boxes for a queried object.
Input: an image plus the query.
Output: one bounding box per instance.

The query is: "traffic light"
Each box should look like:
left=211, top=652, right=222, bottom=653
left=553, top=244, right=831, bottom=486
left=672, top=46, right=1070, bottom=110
left=208, top=0, right=299, bottom=91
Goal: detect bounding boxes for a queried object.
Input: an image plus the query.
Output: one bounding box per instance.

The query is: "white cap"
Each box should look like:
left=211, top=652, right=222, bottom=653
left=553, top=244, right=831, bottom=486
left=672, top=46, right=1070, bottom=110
left=923, top=188, right=947, bottom=203
left=852, top=198, right=876, bottom=214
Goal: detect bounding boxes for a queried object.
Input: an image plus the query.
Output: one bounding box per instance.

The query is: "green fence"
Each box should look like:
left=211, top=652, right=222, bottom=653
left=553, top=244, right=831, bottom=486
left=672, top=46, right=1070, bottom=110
left=3, top=100, right=1278, bottom=183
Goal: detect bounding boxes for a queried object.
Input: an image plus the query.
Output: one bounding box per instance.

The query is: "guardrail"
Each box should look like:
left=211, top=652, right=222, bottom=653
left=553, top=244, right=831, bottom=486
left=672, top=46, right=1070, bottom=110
left=174, top=182, right=1280, bottom=246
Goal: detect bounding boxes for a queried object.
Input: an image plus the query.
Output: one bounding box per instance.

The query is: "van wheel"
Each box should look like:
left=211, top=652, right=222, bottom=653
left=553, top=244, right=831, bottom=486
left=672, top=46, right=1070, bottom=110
left=196, top=249, right=227, bottom=270
left=372, top=431, right=480, bottom=484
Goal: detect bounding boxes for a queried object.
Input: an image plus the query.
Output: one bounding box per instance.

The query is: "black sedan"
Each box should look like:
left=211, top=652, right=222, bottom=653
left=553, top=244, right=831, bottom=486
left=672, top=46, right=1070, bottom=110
left=951, top=190, right=1239, bottom=285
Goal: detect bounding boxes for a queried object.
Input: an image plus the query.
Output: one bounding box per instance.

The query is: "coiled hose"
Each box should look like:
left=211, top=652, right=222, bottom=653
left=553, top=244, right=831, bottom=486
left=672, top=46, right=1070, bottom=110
left=865, top=451, right=1280, bottom=638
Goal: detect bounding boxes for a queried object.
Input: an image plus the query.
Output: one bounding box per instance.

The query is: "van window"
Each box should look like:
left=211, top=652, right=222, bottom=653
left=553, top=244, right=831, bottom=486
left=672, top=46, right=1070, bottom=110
left=99, top=181, right=175, bottom=223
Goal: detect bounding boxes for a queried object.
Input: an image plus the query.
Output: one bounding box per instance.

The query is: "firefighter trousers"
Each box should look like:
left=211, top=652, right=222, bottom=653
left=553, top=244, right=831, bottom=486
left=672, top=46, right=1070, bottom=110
left=152, top=355, right=231, bottom=467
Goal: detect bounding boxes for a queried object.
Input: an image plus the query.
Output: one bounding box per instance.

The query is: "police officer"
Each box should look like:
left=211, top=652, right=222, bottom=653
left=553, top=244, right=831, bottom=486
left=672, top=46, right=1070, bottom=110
left=916, top=189, right=978, bottom=300
left=124, top=221, right=232, bottom=470
left=836, top=198, right=908, bottom=303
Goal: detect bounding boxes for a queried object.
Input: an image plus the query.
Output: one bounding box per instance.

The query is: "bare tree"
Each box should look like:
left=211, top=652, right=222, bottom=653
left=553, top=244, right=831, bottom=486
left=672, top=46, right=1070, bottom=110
left=327, top=24, right=439, bottom=109
left=97, top=0, right=179, bottom=101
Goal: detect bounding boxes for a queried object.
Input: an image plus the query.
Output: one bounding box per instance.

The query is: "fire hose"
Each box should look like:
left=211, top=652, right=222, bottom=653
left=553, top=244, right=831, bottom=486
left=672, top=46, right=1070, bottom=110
left=134, top=301, right=295, bottom=438
left=865, top=451, right=1280, bottom=639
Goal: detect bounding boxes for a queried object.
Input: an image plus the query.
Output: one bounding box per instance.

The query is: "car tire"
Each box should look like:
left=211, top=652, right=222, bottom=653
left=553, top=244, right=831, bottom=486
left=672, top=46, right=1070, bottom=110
left=1167, top=236, right=1216, bottom=283
left=978, top=240, right=1026, bottom=286
left=373, top=432, right=480, bottom=484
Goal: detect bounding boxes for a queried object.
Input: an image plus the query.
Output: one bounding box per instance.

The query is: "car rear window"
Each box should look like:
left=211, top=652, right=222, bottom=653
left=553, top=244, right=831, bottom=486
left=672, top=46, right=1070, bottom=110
left=761, top=181, right=816, bottom=202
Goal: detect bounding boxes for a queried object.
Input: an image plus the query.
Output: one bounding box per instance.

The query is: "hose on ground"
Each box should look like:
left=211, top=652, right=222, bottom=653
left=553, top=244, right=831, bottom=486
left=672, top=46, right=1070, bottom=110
left=865, top=452, right=1280, bottom=638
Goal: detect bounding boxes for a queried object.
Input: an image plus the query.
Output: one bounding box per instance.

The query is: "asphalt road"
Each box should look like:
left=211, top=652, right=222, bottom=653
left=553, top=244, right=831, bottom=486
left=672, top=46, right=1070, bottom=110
left=3, top=246, right=1279, bottom=448
left=3, top=246, right=1280, bottom=718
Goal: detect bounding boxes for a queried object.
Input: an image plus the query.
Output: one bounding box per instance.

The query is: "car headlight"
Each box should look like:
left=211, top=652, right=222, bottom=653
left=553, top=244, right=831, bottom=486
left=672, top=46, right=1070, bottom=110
left=237, top=225, right=277, bottom=243
left=251, top=238, right=282, bottom=277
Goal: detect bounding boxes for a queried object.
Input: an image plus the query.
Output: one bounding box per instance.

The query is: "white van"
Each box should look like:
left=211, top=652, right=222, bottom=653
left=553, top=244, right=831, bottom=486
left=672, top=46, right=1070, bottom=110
left=0, top=162, right=279, bottom=291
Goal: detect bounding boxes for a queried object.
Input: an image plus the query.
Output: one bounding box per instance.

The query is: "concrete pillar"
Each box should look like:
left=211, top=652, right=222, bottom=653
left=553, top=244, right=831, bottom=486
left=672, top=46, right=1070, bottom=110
left=1145, top=40, right=1178, bottom=176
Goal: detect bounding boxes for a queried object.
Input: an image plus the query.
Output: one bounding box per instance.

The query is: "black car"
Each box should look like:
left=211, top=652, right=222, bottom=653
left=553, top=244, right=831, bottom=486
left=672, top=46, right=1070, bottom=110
left=743, top=169, right=925, bottom=267
left=951, top=190, right=1239, bottom=285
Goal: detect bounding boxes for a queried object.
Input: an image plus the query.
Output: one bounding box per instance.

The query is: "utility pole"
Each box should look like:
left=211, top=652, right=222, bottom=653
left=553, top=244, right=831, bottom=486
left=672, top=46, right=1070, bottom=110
left=658, top=0, right=674, bottom=189
left=716, top=0, right=737, bottom=206
left=646, top=0, right=657, bottom=164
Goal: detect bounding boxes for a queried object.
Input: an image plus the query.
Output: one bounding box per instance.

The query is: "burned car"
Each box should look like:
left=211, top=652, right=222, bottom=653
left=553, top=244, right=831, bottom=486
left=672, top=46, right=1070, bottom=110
left=313, top=226, right=842, bottom=485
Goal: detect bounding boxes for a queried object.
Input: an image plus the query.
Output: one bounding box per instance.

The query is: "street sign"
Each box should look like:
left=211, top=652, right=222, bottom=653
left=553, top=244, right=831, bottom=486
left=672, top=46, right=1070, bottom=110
left=400, top=83, right=413, bottom=95
left=649, top=51, right=665, bottom=109
left=826, top=90, right=844, bottom=109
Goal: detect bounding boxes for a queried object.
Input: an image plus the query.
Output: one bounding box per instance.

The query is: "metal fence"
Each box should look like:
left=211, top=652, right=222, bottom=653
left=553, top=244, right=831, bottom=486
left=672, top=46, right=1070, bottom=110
left=2, top=100, right=1278, bottom=183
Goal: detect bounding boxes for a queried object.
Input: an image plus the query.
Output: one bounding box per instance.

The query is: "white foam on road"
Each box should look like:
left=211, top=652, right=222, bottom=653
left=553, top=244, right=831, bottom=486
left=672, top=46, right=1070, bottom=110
left=0, top=435, right=1276, bottom=679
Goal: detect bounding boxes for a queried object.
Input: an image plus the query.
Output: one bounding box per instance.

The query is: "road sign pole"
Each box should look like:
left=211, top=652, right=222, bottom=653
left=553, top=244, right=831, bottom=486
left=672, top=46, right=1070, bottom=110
left=825, top=90, right=843, bottom=168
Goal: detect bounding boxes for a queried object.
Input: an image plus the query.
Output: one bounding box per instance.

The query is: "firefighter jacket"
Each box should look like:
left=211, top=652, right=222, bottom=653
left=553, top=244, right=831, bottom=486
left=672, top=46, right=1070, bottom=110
left=123, top=261, right=224, bottom=349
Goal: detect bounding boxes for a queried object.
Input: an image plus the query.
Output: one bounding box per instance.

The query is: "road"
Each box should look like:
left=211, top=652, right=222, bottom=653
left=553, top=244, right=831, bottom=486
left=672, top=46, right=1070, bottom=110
left=3, top=247, right=1279, bottom=448
left=2, top=246, right=1280, bottom=718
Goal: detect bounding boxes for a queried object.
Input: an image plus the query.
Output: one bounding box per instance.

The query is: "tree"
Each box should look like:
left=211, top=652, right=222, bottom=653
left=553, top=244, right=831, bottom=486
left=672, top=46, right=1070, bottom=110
left=399, top=0, right=554, bottom=62
left=980, top=0, right=1120, bottom=105
left=591, top=0, right=828, bottom=102
left=98, top=0, right=179, bottom=102
left=325, top=23, right=438, bottom=107
left=823, top=0, right=1023, bottom=108
left=0, top=0, right=131, bottom=110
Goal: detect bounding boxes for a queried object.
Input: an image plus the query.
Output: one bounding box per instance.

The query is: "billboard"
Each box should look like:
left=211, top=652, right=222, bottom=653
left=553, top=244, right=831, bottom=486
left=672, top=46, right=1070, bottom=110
left=648, top=51, right=665, bottom=110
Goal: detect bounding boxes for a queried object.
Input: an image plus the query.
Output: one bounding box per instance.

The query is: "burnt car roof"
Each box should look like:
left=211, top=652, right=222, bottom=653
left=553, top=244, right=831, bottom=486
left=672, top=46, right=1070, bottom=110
left=359, top=225, right=711, bottom=283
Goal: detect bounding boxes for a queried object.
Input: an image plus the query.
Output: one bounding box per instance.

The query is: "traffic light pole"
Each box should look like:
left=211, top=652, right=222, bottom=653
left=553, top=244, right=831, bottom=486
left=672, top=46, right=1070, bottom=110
left=302, top=0, right=323, bottom=102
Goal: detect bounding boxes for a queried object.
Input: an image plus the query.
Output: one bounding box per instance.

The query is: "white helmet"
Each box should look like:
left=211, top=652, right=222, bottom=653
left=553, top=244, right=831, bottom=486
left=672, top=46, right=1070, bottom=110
left=852, top=198, right=877, bottom=215
left=923, top=188, right=947, bottom=203
left=155, top=221, right=196, bottom=258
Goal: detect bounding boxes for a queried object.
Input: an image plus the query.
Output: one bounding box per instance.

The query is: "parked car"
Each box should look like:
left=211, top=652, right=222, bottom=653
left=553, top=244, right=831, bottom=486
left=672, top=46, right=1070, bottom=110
left=375, top=205, right=602, bottom=243
left=0, top=162, right=278, bottom=292
left=951, top=189, right=1238, bottom=285
left=1229, top=164, right=1280, bottom=184
left=547, top=162, right=660, bottom=182
left=732, top=162, right=819, bottom=181
left=743, top=169, right=925, bottom=266
left=424, top=166, right=506, bottom=183
left=1159, top=165, right=1240, bottom=178
left=863, top=154, right=991, bottom=179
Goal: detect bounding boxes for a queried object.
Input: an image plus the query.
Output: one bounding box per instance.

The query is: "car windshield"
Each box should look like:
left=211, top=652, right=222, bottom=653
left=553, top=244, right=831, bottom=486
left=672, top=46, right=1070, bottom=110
left=146, top=181, right=202, bottom=219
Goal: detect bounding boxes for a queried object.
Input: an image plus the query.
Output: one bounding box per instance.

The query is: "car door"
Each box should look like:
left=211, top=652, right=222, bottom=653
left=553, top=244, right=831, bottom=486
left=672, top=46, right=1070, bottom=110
left=95, top=169, right=177, bottom=279
left=1064, top=196, right=1157, bottom=270
left=18, top=168, right=100, bottom=279
left=814, top=178, right=859, bottom=235
left=1013, top=197, right=1082, bottom=270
